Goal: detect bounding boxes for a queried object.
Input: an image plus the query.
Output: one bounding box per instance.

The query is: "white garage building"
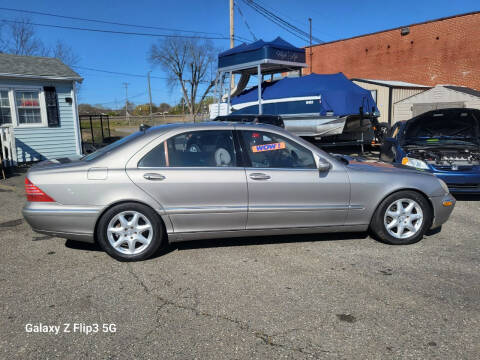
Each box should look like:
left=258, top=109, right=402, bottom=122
left=352, top=79, right=429, bottom=126
left=394, top=85, right=480, bottom=124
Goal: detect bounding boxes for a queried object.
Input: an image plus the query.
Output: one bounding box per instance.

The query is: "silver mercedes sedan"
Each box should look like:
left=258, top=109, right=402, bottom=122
left=22, top=122, right=456, bottom=261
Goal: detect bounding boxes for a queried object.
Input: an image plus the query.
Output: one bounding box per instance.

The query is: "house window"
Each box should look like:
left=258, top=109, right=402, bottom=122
left=16, top=90, right=42, bottom=125
left=0, top=90, right=12, bottom=125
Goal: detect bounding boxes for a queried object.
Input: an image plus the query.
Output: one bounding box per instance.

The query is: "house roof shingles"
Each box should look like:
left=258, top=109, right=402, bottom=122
left=0, top=53, right=82, bottom=81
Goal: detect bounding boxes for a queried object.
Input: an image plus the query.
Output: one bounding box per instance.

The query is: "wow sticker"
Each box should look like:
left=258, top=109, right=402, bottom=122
left=252, top=142, right=286, bottom=153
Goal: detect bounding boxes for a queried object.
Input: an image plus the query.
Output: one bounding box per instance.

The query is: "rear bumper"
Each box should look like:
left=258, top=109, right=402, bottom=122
left=22, top=203, right=100, bottom=243
left=430, top=193, right=456, bottom=229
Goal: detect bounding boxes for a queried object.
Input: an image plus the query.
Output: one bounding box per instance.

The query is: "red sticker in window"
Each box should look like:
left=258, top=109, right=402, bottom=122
left=251, top=142, right=286, bottom=152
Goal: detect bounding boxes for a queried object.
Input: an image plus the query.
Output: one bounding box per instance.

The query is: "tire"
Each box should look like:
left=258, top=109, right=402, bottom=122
left=96, top=202, right=164, bottom=261
left=370, top=190, right=432, bottom=245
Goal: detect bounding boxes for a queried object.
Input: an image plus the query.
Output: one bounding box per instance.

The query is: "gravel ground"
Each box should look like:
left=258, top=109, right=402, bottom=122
left=0, top=172, right=479, bottom=359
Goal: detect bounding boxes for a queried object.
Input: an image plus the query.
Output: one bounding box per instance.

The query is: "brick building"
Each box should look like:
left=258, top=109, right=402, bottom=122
left=305, top=12, right=480, bottom=90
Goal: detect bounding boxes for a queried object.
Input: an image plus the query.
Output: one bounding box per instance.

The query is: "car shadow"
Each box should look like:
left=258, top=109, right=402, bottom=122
left=65, top=240, right=102, bottom=252
left=171, top=232, right=368, bottom=252
left=65, top=232, right=370, bottom=259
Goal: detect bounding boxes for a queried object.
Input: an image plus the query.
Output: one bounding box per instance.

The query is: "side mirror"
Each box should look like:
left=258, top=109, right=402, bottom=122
left=317, top=159, right=331, bottom=172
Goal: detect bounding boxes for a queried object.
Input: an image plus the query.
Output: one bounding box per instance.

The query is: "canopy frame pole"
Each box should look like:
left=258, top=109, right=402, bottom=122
left=227, top=71, right=232, bottom=114
left=214, top=71, right=219, bottom=118
left=257, top=64, right=263, bottom=115
left=219, top=72, right=224, bottom=116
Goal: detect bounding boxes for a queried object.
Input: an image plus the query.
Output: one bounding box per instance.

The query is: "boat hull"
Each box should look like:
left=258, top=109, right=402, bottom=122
left=281, top=114, right=346, bottom=137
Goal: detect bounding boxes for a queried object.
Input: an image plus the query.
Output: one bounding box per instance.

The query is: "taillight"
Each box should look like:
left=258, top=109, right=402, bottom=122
left=24, top=178, right=55, bottom=202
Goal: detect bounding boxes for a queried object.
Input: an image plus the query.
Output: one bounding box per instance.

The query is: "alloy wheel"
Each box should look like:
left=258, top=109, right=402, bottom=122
left=106, top=211, right=154, bottom=255
left=383, top=198, right=424, bottom=239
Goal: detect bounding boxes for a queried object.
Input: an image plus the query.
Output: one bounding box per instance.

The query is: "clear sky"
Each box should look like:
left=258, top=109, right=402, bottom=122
left=3, top=0, right=478, bottom=107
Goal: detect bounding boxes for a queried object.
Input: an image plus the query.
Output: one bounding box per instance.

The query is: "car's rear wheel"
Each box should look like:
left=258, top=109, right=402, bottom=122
left=370, top=190, right=432, bottom=245
left=97, top=203, right=164, bottom=261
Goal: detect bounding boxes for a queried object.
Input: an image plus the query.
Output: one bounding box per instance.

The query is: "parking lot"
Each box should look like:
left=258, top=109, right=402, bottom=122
left=1, top=171, right=479, bottom=359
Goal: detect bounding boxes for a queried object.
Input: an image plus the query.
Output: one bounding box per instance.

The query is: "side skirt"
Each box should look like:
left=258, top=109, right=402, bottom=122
left=167, top=224, right=369, bottom=243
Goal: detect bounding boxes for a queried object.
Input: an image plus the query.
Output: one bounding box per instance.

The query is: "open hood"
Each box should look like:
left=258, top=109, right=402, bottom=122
left=401, top=108, right=480, bottom=168
left=403, top=108, right=480, bottom=147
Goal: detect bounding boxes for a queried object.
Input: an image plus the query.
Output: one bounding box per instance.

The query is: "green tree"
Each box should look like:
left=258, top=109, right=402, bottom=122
left=157, top=102, right=171, bottom=113
left=134, top=104, right=152, bottom=116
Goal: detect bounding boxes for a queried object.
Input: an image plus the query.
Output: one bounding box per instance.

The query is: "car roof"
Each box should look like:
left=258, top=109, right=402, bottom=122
left=145, top=121, right=284, bottom=134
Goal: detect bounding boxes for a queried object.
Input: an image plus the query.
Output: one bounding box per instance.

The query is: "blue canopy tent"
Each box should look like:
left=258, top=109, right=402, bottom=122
left=218, top=37, right=306, bottom=73
left=214, top=37, right=307, bottom=115
left=231, top=73, right=379, bottom=117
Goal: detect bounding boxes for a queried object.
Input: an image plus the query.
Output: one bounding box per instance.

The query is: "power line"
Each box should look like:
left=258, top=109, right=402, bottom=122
left=0, top=7, right=223, bottom=37
left=240, top=0, right=323, bottom=43
left=235, top=1, right=257, bottom=41
left=255, top=0, right=328, bottom=38
left=0, top=7, right=252, bottom=42
left=0, top=18, right=250, bottom=41
left=73, top=65, right=213, bottom=83
left=92, top=91, right=147, bottom=106
left=240, top=0, right=308, bottom=42
left=72, top=66, right=167, bottom=79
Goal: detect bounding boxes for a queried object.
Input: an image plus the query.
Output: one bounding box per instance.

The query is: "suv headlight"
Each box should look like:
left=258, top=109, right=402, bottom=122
left=401, top=157, right=429, bottom=170
left=438, top=179, right=450, bottom=194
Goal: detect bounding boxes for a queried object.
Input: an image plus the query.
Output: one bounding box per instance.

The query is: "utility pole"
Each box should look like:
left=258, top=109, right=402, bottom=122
left=123, top=82, right=130, bottom=124
left=229, top=0, right=235, bottom=90
left=147, top=71, right=153, bottom=121
left=309, top=18, right=313, bottom=74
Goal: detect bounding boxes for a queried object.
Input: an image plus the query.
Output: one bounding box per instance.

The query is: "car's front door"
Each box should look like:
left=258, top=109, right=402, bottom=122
left=126, top=129, right=247, bottom=233
left=239, top=130, right=349, bottom=230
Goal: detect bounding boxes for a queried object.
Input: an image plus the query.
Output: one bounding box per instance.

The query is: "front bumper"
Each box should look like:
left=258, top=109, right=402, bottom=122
left=22, top=202, right=100, bottom=243
left=431, top=167, right=480, bottom=194
left=429, top=193, right=456, bottom=229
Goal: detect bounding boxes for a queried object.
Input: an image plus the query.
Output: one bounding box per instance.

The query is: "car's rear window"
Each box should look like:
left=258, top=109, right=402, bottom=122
left=82, top=131, right=144, bottom=161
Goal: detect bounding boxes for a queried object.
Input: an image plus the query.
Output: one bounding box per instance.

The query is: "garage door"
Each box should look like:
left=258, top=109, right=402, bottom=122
left=412, top=102, right=464, bottom=117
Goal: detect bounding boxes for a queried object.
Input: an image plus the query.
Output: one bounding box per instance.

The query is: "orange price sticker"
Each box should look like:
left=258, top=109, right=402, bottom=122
left=251, top=142, right=286, bottom=153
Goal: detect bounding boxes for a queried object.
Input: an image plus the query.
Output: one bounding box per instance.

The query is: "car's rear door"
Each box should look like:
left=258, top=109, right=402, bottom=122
left=238, top=129, right=349, bottom=230
left=126, top=129, right=247, bottom=233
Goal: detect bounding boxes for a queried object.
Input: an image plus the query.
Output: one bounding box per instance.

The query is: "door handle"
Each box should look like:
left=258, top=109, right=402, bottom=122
left=143, top=173, right=166, bottom=181
left=249, top=173, right=271, bottom=180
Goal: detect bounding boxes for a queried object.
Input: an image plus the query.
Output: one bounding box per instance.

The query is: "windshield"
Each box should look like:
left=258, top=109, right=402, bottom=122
left=404, top=110, right=479, bottom=146
left=82, top=131, right=144, bottom=161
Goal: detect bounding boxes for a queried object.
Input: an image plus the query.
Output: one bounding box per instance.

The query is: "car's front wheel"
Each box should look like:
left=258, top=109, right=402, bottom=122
left=96, top=203, right=164, bottom=261
left=370, top=190, right=432, bottom=245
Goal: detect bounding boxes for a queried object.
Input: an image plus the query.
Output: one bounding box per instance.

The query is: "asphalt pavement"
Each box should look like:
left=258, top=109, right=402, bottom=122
left=0, top=172, right=479, bottom=359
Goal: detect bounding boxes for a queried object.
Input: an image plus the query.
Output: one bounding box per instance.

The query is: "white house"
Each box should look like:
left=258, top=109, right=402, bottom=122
left=394, top=85, right=480, bottom=123
left=0, top=53, right=83, bottom=167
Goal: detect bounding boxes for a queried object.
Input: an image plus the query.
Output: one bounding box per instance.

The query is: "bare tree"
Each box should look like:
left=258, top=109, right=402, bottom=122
left=149, top=37, right=217, bottom=120
left=50, top=40, right=80, bottom=67
left=0, top=19, right=79, bottom=68
left=1, top=18, right=45, bottom=56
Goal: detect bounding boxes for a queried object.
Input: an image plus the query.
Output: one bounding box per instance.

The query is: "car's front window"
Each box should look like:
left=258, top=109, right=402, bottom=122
left=138, top=130, right=237, bottom=168
left=240, top=130, right=316, bottom=169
